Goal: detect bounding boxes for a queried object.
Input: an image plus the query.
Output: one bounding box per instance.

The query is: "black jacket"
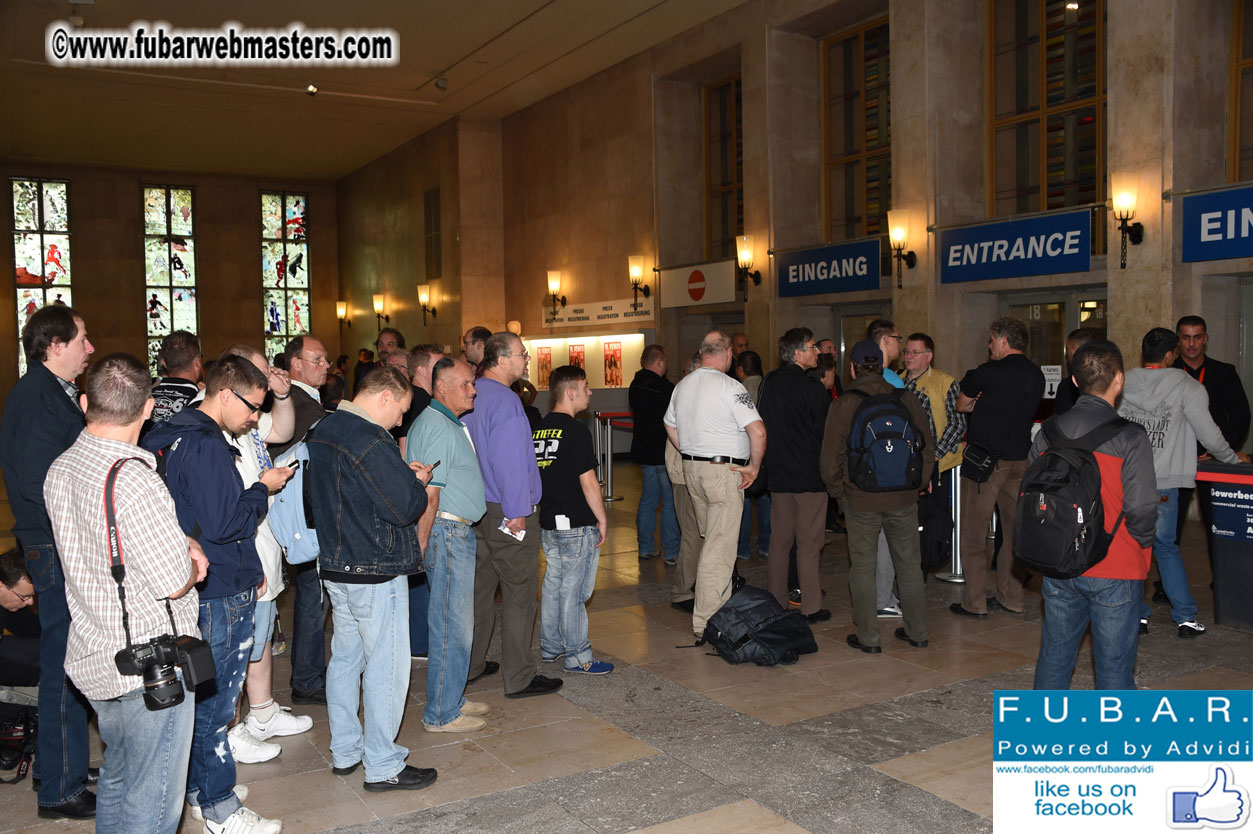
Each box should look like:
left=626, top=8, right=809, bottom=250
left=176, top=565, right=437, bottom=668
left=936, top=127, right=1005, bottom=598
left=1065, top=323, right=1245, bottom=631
left=1174, top=355, right=1251, bottom=453
left=757, top=363, right=831, bottom=493
left=0, top=362, right=85, bottom=548
left=269, top=384, right=327, bottom=459
left=629, top=368, right=674, bottom=465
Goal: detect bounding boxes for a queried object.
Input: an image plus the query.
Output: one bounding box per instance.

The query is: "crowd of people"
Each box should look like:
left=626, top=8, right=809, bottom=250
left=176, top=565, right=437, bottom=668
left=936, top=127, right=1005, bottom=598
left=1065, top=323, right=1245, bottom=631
left=0, top=304, right=1247, bottom=834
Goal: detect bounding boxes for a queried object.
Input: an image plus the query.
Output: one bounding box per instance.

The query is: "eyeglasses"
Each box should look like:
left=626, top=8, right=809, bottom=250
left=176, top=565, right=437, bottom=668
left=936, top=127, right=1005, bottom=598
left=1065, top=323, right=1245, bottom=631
left=298, top=354, right=329, bottom=366
left=230, top=389, right=263, bottom=414
left=887, top=334, right=903, bottom=342
left=3, top=584, right=33, bottom=604
left=902, top=349, right=931, bottom=357
left=502, top=351, right=530, bottom=360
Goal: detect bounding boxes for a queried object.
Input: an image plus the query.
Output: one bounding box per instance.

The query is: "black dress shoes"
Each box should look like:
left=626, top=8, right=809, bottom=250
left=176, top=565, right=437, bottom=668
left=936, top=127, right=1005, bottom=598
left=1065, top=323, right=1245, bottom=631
left=505, top=675, right=564, bottom=699
left=670, top=599, right=695, bottom=613
left=806, top=609, right=832, bottom=624
left=33, top=766, right=99, bottom=789
left=332, top=761, right=360, bottom=776
left=291, top=686, right=327, bottom=705
left=894, top=627, right=928, bottom=648
left=37, top=790, right=97, bottom=820
left=949, top=602, right=987, bottom=619
left=363, top=764, right=438, bottom=792
left=467, top=660, right=500, bottom=684
left=846, top=634, right=882, bottom=654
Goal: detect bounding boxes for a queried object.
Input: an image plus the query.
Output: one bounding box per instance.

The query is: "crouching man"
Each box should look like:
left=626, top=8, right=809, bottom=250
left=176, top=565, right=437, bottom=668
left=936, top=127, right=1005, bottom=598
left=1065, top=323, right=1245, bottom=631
left=44, top=354, right=209, bottom=834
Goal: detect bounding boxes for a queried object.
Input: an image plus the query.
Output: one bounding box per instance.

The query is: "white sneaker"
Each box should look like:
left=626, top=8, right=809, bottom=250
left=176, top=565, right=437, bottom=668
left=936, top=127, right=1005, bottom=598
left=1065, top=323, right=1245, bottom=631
left=245, top=706, right=313, bottom=740
left=228, top=724, right=281, bottom=764
left=1178, top=621, right=1207, bottom=638
left=203, top=806, right=282, bottom=834
left=189, top=785, right=249, bottom=821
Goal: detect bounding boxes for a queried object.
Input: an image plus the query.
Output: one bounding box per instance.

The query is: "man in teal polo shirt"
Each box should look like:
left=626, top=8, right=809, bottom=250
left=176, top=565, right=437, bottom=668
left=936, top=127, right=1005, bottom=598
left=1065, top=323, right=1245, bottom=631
left=406, top=358, right=491, bottom=732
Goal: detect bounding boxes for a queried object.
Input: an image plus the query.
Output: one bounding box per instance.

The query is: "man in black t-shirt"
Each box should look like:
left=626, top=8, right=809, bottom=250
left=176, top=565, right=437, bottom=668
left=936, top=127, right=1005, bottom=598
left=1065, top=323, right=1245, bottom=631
left=533, top=366, right=613, bottom=676
left=148, top=330, right=202, bottom=428
left=952, top=317, right=1044, bottom=618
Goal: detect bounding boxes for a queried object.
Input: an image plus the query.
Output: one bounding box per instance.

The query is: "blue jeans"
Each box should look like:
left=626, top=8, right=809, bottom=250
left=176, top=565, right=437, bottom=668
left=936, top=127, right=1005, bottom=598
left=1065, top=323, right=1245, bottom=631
left=1142, top=489, right=1196, bottom=625
left=409, top=573, right=430, bottom=656
left=424, top=519, right=476, bottom=727
left=188, top=589, right=256, bottom=824
left=540, top=527, right=601, bottom=667
left=1034, top=576, right=1142, bottom=690
left=289, top=561, right=327, bottom=693
left=24, top=543, right=91, bottom=807
left=737, top=493, right=771, bottom=558
left=636, top=465, right=680, bottom=558
left=324, top=576, right=410, bottom=783
left=92, top=684, right=195, bottom=834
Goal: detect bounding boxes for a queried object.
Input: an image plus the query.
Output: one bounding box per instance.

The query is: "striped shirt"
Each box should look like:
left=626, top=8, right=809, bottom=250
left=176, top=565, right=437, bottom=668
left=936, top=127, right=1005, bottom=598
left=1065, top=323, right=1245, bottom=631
left=44, top=431, right=199, bottom=701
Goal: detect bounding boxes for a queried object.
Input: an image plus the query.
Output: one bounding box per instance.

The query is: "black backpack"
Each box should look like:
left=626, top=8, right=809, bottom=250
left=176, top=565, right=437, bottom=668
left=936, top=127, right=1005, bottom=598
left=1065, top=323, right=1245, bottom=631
left=845, top=389, right=925, bottom=492
left=704, top=585, right=818, bottom=666
left=1013, top=416, right=1131, bottom=579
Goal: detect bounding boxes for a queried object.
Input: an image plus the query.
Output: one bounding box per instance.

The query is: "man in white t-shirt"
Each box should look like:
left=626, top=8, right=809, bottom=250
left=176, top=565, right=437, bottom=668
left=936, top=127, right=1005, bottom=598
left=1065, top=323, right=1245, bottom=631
left=664, top=330, right=766, bottom=638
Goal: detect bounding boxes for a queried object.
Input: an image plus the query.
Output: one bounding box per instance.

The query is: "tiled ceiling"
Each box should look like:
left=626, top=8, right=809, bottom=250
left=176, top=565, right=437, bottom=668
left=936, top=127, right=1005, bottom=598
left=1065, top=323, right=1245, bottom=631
left=0, top=0, right=750, bottom=179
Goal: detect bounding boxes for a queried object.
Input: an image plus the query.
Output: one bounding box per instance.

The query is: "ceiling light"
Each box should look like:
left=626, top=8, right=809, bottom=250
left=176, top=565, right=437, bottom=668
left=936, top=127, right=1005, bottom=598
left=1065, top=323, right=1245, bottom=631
left=306, top=83, right=318, bottom=97
left=434, top=76, right=449, bottom=91
left=1065, top=2, right=1079, bottom=9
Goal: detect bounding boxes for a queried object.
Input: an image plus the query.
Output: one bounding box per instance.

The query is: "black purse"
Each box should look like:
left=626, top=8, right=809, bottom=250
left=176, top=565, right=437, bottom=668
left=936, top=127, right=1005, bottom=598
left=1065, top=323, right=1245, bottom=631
left=961, top=441, right=999, bottom=484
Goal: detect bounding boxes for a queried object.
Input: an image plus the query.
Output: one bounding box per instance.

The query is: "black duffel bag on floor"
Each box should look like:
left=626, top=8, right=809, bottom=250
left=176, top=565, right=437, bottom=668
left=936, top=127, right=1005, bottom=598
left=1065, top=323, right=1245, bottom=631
left=704, top=585, right=818, bottom=666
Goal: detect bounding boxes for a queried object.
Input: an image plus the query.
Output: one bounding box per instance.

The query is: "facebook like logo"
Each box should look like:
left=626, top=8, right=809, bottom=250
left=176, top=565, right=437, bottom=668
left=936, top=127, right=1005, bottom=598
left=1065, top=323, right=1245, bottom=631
left=1169, top=766, right=1249, bottom=829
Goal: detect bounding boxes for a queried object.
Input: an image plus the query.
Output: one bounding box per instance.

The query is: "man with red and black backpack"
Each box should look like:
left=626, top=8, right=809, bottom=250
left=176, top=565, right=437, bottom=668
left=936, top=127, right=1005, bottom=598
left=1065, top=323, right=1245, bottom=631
left=1029, top=341, right=1158, bottom=690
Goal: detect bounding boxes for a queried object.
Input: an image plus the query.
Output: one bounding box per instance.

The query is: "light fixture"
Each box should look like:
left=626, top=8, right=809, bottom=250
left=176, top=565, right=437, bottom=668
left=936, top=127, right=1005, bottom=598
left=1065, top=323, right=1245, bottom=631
left=1110, top=172, right=1145, bottom=270
left=507, top=320, right=522, bottom=336
left=434, top=76, right=449, bottom=91
left=372, top=294, right=389, bottom=330
left=628, top=255, right=650, bottom=310
left=306, top=83, right=318, bottom=97
left=886, top=209, right=917, bottom=289
left=1065, top=1, right=1079, bottom=9
left=417, top=283, right=436, bottom=325
left=547, top=270, right=566, bottom=317
left=735, top=235, right=761, bottom=289
left=336, top=300, right=351, bottom=332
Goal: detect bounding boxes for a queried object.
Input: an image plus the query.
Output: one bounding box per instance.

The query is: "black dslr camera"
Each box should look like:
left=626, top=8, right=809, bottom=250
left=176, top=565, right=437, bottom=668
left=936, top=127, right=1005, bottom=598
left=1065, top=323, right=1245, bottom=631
left=115, top=634, right=215, bottom=711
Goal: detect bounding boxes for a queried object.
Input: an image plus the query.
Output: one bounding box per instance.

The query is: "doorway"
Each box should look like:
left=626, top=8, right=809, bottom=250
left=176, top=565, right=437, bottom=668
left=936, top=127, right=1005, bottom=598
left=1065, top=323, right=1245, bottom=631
left=999, top=288, right=1107, bottom=368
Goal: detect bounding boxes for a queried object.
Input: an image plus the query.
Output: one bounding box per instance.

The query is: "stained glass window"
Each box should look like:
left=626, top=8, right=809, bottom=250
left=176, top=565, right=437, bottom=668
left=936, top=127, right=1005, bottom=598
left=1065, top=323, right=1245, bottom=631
left=143, top=186, right=197, bottom=374
left=1234, top=0, right=1253, bottom=179
left=11, top=178, right=71, bottom=376
left=261, top=191, right=309, bottom=362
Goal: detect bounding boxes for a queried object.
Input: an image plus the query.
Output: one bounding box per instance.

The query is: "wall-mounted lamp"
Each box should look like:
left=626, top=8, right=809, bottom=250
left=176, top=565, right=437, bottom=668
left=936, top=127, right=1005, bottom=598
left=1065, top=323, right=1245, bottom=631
left=372, top=294, right=389, bottom=331
left=1110, top=173, right=1145, bottom=270
left=736, top=235, right=761, bottom=289
left=886, top=209, right=917, bottom=289
left=547, top=270, right=566, bottom=317
left=336, top=300, right=351, bottom=332
left=628, top=255, right=650, bottom=310
left=417, top=283, right=437, bottom=325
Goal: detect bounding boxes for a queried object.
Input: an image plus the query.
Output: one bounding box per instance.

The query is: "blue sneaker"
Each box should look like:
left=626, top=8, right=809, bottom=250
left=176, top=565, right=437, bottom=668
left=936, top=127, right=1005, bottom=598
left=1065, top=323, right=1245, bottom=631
left=565, top=660, right=614, bottom=675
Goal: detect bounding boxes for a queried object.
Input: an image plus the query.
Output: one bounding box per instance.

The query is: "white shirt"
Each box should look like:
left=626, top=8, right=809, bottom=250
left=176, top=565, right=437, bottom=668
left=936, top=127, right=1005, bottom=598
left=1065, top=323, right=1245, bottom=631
left=663, top=367, right=760, bottom=459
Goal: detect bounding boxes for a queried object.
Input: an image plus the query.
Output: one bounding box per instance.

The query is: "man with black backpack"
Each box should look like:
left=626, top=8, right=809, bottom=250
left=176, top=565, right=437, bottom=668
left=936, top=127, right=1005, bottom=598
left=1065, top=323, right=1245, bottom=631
left=1028, top=341, right=1158, bottom=690
left=821, top=341, right=933, bottom=653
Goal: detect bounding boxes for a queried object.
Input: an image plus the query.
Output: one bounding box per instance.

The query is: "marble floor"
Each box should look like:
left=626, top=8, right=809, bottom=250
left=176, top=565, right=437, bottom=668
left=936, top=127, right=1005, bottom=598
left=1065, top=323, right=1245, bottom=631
left=3, top=464, right=1252, bottom=834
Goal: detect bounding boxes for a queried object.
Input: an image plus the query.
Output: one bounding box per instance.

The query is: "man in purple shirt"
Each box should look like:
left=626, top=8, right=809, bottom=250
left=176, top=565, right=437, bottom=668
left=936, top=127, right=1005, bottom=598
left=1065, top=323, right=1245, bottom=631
left=463, top=332, right=563, bottom=699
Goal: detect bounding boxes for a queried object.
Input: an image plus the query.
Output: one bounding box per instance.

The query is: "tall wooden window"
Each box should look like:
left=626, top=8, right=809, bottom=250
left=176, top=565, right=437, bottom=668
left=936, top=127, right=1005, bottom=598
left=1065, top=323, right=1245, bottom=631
left=143, top=187, right=197, bottom=374
left=1232, top=0, right=1253, bottom=180
left=990, top=0, right=1106, bottom=249
left=261, top=191, right=309, bottom=363
left=11, top=179, right=71, bottom=376
left=424, top=187, right=441, bottom=279
left=824, top=19, right=891, bottom=242
left=703, top=75, right=743, bottom=259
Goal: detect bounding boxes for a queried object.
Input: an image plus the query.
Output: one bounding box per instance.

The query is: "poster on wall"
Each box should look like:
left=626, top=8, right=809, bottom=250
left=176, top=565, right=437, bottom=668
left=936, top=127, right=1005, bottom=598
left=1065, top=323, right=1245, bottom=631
left=604, top=342, right=622, bottom=387
left=535, top=346, right=552, bottom=390
left=568, top=344, right=585, bottom=369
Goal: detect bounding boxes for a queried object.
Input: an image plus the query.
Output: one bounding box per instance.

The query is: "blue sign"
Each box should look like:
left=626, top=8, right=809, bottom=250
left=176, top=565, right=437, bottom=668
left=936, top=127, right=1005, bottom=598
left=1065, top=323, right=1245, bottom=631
left=1182, top=185, right=1253, bottom=262
left=939, top=210, right=1091, bottom=283
left=775, top=239, right=880, bottom=297
left=1208, top=483, right=1253, bottom=543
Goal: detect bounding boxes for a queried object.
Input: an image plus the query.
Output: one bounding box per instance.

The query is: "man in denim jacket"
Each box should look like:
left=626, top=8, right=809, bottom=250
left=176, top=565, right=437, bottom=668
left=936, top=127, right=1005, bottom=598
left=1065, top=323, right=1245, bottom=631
left=306, top=366, right=438, bottom=793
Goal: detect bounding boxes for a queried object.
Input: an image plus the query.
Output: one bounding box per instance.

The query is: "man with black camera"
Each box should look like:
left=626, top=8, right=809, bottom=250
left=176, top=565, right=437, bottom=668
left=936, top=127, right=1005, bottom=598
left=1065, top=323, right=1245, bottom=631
left=44, top=353, right=209, bottom=834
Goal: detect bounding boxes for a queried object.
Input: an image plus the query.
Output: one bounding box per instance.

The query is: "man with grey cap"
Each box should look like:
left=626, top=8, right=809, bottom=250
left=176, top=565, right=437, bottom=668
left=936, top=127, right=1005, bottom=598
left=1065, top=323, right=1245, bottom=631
left=821, top=340, right=932, bottom=653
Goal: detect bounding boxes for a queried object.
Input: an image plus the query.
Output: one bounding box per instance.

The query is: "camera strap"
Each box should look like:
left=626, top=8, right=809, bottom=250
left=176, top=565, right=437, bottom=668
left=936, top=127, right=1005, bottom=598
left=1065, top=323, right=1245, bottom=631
left=104, top=458, right=180, bottom=646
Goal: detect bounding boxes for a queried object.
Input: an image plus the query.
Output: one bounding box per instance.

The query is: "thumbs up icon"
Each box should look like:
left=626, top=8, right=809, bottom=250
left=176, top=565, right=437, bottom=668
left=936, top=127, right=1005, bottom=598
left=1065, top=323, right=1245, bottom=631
left=1170, top=766, right=1249, bottom=829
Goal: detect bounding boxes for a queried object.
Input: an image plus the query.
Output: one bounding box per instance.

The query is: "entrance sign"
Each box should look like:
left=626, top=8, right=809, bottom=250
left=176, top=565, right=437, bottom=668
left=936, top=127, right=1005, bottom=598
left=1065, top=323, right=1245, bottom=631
left=775, top=239, right=881, bottom=297
left=939, top=210, right=1091, bottom=283
left=1041, top=365, right=1063, bottom=399
left=1182, top=185, right=1253, bottom=262
left=659, top=259, right=735, bottom=308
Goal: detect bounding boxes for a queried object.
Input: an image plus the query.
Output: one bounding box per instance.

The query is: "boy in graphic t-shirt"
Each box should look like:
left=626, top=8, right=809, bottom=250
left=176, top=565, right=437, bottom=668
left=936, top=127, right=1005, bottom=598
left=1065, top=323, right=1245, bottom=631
left=532, top=365, right=613, bottom=675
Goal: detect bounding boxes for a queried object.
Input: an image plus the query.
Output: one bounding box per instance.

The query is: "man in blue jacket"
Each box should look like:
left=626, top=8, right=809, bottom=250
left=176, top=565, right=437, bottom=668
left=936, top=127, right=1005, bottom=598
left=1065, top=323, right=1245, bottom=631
left=306, top=366, right=438, bottom=792
left=142, top=356, right=292, bottom=834
left=0, top=305, right=95, bottom=820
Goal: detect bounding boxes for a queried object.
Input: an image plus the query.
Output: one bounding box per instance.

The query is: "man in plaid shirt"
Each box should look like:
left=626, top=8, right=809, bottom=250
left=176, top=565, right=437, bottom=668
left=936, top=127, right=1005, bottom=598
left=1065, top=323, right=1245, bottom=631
left=45, top=353, right=207, bottom=834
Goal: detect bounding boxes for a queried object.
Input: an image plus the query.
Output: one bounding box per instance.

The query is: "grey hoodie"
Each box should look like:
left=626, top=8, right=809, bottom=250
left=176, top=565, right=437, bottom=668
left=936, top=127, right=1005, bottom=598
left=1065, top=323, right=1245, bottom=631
left=1118, top=367, right=1237, bottom=488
